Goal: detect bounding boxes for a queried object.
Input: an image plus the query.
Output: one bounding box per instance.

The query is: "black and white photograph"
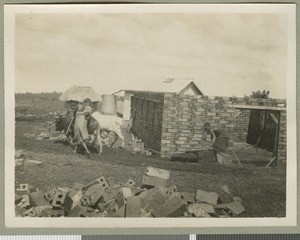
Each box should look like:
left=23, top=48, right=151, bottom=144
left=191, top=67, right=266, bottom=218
left=4, top=4, right=296, bottom=228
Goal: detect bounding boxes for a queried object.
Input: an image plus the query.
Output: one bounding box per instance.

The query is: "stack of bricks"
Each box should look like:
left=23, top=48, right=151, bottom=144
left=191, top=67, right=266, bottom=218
left=15, top=167, right=245, bottom=218
left=277, top=110, right=287, bottom=163
left=131, top=92, right=287, bottom=162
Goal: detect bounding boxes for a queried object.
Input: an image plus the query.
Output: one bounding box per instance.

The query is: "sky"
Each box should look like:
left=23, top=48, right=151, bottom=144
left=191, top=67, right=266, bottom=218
left=15, top=13, right=287, bottom=98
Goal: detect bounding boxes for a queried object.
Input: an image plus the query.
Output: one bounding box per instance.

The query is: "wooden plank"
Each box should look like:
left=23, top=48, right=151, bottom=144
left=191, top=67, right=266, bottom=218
left=226, top=104, right=286, bottom=111
left=265, top=157, right=276, bottom=168
left=269, top=113, right=279, bottom=124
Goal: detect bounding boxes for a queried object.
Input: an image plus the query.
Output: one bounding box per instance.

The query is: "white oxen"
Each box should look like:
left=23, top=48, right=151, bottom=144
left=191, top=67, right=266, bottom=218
left=92, top=111, right=125, bottom=154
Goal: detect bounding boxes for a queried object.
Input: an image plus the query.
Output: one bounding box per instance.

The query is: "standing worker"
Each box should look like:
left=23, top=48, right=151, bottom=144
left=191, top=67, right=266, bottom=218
left=204, top=122, right=230, bottom=163
left=73, top=98, right=93, bottom=154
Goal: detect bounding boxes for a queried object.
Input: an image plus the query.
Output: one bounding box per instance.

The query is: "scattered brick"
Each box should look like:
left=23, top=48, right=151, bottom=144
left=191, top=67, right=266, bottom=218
left=142, top=175, right=167, bottom=187
left=195, top=190, right=218, bottom=205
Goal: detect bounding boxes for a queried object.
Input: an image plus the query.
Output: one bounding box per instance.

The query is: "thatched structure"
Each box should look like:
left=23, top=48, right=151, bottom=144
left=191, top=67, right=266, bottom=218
left=59, top=86, right=101, bottom=110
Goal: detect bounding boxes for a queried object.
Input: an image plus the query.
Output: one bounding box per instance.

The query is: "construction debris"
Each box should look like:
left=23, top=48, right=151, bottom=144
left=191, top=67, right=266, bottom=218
left=15, top=167, right=245, bottom=218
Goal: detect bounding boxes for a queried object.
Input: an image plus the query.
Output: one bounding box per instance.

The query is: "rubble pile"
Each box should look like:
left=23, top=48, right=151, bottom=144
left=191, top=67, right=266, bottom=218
left=125, top=134, right=152, bottom=156
left=15, top=167, right=245, bottom=218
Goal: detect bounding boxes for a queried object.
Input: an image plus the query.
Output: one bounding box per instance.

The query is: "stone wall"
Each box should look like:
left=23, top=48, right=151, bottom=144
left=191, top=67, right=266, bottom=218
left=131, top=92, right=287, bottom=163
left=160, top=94, right=287, bottom=162
left=131, top=92, right=165, bottom=152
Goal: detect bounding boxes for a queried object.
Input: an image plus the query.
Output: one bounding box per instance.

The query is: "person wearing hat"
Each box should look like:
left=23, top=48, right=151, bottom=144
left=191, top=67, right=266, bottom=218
left=204, top=122, right=230, bottom=163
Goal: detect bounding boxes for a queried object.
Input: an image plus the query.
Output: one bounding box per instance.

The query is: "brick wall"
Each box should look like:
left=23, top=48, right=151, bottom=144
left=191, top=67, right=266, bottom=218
left=131, top=92, right=287, bottom=163
left=277, top=110, right=287, bottom=163
left=160, top=94, right=287, bottom=162
left=131, top=92, right=164, bottom=152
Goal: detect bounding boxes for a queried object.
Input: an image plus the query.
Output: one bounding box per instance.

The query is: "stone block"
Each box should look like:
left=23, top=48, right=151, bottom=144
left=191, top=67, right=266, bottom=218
left=52, top=190, right=68, bottom=209
left=83, top=184, right=104, bottom=206
left=82, top=176, right=109, bottom=193
left=44, top=188, right=58, bottom=203
left=154, top=196, right=186, bottom=217
left=16, top=184, right=37, bottom=194
left=116, top=188, right=132, bottom=208
left=141, top=188, right=167, bottom=213
left=146, top=167, right=170, bottom=179
left=142, top=175, right=167, bottom=187
left=29, top=191, right=51, bottom=207
left=102, top=187, right=120, bottom=203
left=198, top=203, right=215, bottom=214
left=177, top=192, right=195, bottom=203
left=196, top=190, right=218, bottom=205
left=187, top=203, right=210, bottom=218
left=64, top=191, right=83, bottom=214
left=227, top=201, right=245, bottom=216
left=125, top=195, right=142, bottom=217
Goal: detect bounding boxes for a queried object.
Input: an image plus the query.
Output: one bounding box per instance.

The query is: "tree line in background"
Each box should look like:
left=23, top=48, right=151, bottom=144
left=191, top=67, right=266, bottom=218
left=15, top=92, right=65, bottom=115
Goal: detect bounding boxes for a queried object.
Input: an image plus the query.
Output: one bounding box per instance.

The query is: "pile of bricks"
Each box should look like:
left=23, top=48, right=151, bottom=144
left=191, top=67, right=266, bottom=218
left=15, top=167, right=245, bottom=218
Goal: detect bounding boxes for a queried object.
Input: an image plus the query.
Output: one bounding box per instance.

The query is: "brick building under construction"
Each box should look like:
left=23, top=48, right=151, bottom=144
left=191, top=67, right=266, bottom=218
left=130, top=92, right=287, bottom=164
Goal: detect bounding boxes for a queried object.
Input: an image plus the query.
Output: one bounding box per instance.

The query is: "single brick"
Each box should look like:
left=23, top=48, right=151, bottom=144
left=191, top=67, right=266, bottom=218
left=197, top=203, right=215, bottom=214
left=16, top=184, right=37, bottom=194
left=83, top=184, right=104, bottom=206
left=82, top=177, right=109, bottom=193
left=52, top=190, right=68, bottom=209
left=64, top=191, right=83, bottom=214
left=44, top=188, right=58, bottom=203
left=101, top=187, right=120, bottom=203
left=141, top=188, right=167, bottom=213
left=116, top=188, right=132, bottom=208
left=142, top=175, right=167, bottom=187
left=227, top=201, right=245, bottom=216
left=146, top=167, right=170, bottom=180
left=195, top=190, right=218, bottom=205
left=29, top=191, right=51, bottom=207
left=125, top=195, right=142, bottom=217
left=177, top=192, right=195, bottom=203
left=153, top=196, right=186, bottom=217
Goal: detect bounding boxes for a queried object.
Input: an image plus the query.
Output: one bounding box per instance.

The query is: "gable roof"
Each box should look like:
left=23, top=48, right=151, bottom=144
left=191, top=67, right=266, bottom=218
left=59, top=86, right=101, bottom=102
left=142, top=78, right=204, bottom=95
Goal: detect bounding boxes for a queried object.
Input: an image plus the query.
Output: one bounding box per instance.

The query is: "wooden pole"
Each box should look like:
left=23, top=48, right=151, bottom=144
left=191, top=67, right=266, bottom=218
left=232, top=149, right=242, bottom=167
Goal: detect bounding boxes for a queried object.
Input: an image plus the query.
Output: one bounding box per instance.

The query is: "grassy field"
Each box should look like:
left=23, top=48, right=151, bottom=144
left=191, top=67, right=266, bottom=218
left=15, top=120, right=286, bottom=218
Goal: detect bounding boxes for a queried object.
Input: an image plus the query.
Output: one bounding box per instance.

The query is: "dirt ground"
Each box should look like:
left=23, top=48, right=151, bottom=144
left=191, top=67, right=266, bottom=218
left=15, top=120, right=286, bottom=217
